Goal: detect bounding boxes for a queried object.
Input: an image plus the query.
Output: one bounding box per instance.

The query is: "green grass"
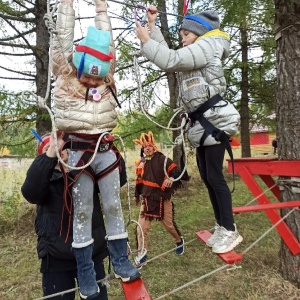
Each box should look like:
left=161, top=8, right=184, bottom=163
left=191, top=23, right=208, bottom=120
left=1, top=149, right=300, bottom=300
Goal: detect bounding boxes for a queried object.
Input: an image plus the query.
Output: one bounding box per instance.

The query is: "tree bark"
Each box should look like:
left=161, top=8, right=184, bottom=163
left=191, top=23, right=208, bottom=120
left=158, top=0, right=182, bottom=167
left=35, top=0, right=52, bottom=135
left=240, top=22, right=251, bottom=157
left=275, top=0, right=300, bottom=287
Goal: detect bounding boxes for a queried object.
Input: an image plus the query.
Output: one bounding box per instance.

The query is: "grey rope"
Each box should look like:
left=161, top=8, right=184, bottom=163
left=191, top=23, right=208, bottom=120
left=34, top=274, right=115, bottom=300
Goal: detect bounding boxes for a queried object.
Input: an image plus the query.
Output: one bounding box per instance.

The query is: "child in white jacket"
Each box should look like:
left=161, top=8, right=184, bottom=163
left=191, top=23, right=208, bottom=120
left=52, top=0, right=140, bottom=298
left=135, top=6, right=242, bottom=255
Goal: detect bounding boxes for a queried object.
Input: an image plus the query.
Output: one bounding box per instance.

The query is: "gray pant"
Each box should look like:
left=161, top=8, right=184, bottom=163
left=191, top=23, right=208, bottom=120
left=68, top=149, right=126, bottom=248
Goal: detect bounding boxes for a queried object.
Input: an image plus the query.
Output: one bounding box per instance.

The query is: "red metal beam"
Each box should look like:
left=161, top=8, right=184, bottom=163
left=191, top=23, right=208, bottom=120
left=233, top=201, right=300, bottom=213
left=228, top=158, right=300, bottom=177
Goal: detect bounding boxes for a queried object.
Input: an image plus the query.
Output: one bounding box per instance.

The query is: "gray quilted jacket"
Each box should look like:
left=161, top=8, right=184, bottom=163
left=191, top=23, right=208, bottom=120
left=141, top=28, right=240, bottom=147
left=52, top=0, right=117, bottom=134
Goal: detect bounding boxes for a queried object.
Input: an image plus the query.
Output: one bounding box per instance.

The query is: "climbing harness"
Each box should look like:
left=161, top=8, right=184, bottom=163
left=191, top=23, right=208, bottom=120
left=188, top=94, right=236, bottom=191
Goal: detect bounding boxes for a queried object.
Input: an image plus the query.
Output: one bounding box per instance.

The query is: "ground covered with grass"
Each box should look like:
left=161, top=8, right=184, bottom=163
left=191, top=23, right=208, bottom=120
left=1, top=151, right=300, bottom=300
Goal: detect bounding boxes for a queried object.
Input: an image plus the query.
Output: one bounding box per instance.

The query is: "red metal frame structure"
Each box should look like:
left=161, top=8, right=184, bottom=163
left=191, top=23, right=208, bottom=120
left=228, top=157, right=300, bottom=255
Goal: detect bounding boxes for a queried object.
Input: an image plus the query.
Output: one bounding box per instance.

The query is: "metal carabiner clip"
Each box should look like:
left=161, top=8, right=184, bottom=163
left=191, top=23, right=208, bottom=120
left=134, top=3, right=148, bottom=26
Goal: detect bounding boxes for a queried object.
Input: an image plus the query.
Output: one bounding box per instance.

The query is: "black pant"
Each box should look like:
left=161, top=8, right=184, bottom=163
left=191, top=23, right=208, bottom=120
left=42, top=261, right=108, bottom=300
left=196, top=144, right=235, bottom=231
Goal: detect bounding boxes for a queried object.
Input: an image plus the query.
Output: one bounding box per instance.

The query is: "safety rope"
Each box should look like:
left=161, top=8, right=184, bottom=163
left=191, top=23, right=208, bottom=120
left=21, top=0, right=79, bottom=171
left=133, top=54, right=190, bottom=183
left=33, top=180, right=295, bottom=300
left=34, top=274, right=115, bottom=300
left=234, top=183, right=278, bottom=211
left=153, top=183, right=298, bottom=299
left=128, top=219, right=147, bottom=265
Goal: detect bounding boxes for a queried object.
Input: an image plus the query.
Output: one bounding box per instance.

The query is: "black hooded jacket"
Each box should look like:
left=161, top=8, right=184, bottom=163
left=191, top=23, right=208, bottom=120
left=21, top=153, right=108, bottom=272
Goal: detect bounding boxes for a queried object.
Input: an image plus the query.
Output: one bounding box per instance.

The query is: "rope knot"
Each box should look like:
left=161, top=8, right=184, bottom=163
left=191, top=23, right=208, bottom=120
left=44, top=13, right=57, bottom=34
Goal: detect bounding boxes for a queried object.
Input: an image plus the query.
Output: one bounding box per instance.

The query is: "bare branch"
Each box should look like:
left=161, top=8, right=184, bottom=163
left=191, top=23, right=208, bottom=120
left=0, top=28, right=36, bottom=42
left=0, top=64, right=35, bottom=77
left=2, top=17, right=40, bottom=62
left=0, top=51, right=33, bottom=56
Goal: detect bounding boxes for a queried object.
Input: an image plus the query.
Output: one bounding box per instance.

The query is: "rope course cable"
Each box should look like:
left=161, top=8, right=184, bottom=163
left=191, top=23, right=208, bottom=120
left=34, top=274, right=115, bottom=300
left=152, top=182, right=299, bottom=299
left=152, top=208, right=298, bottom=299
left=32, top=178, right=296, bottom=300
left=133, top=54, right=190, bottom=182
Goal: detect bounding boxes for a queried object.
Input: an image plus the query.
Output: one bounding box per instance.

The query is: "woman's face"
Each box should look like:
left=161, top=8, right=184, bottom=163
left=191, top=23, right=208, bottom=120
left=143, top=145, right=155, bottom=157
left=78, top=73, right=105, bottom=88
left=180, top=30, right=198, bottom=47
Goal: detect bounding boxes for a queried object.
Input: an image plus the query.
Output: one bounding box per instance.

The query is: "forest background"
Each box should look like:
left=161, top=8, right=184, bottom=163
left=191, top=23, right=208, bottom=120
left=1, top=0, right=300, bottom=298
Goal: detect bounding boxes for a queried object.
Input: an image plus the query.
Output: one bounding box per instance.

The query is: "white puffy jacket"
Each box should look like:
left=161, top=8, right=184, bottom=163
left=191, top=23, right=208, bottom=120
left=141, top=28, right=240, bottom=147
left=52, top=0, right=117, bottom=134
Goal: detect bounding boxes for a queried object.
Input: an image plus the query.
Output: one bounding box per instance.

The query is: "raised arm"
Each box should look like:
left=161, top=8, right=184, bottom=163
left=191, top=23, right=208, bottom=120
left=94, top=0, right=116, bottom=74
left=52, top=0, right=75, bottom=77
left=135, top=5, right=169, bottom=48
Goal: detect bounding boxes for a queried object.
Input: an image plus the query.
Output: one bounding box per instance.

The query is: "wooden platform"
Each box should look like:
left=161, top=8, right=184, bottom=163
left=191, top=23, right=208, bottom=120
left=121, top=278, right=152, bottom=300
left=196, top=230, right=243, bottom=264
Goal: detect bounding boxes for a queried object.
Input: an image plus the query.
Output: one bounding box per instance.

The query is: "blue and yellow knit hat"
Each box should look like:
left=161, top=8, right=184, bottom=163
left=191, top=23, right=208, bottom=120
left=180, top=10, right=220, bottom=36
left=72, top=26, right=114, bottom=78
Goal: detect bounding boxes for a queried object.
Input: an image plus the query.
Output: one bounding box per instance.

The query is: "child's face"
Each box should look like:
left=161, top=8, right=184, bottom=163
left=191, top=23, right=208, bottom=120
left=180, top=30, right=198, bottom=47
left=78, top=73, right=105, bottom=88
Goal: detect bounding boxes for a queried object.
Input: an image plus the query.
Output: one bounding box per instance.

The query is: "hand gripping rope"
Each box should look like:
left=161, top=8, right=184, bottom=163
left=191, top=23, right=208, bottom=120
left=134, top=3, right=148, bottom=26
left=22, top=0, right=113, bottom=173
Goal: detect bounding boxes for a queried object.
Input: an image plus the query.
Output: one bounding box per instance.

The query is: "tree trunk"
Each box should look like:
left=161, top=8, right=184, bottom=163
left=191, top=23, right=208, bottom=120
left=158, top=0, right=182, bottom=166
left=35, top=0, right=52, bottom=135
left=275, top=0, right=300, bottom=287
left=240, top=22, right=251, bottom=157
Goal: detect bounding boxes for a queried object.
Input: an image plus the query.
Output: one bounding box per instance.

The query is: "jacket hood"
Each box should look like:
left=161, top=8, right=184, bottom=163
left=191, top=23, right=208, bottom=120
left=196, top=29, right=230, bottom=59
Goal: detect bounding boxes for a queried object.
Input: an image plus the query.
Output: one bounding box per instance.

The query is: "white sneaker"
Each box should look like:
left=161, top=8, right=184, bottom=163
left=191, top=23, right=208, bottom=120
left=212, top=225, right=243, bottom=254
left=206, top=224, right=221, bottom=247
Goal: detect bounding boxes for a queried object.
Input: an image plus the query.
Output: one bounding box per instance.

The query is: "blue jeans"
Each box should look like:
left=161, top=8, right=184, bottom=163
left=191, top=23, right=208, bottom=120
left=42, top=261, right=108, bottom=300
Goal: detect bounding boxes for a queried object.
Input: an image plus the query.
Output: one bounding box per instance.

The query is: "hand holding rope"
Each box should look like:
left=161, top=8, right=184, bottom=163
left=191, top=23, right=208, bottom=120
left=134, top=3, right=148, bottom=26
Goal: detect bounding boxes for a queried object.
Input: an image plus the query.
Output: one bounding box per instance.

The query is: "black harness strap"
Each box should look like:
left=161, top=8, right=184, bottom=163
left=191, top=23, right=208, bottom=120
left=95, top=147, right=122, bottom=182
left=188, top=94, right=235, bottom=192
left=67, top=151, right=96, bottom=184
left=59, top=137, right=114, bottom=242
left=63, top=139, right=112, bottom=153
left=108, top=85, right=122, bottom=109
